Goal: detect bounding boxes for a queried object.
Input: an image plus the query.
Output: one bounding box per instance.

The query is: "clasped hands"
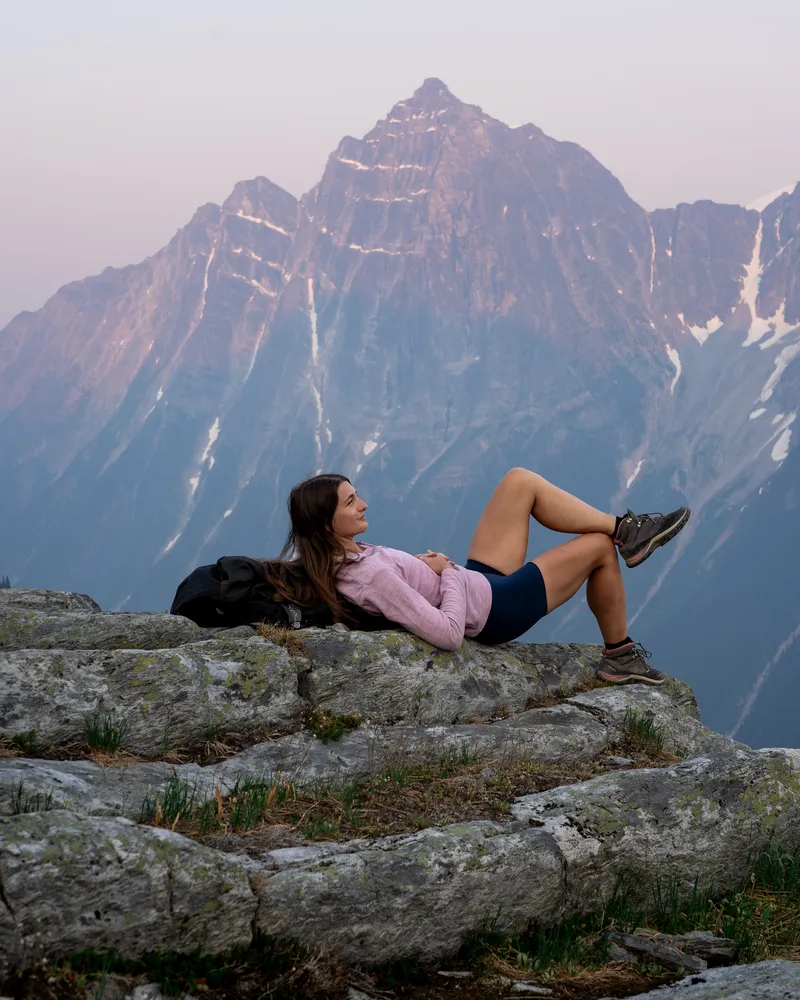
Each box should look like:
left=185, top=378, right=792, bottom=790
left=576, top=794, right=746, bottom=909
left=414, top=550, right=456, bottom=575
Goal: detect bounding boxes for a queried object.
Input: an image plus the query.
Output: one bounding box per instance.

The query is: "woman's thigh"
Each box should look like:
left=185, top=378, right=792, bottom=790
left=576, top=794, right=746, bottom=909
left=467, top=468, right=536, bottom=574
left=532, top=533, right=608, bottom=614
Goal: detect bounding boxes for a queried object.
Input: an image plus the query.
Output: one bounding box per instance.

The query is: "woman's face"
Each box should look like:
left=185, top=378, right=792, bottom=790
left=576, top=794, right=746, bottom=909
left=332, top=480, right=368, bottom=544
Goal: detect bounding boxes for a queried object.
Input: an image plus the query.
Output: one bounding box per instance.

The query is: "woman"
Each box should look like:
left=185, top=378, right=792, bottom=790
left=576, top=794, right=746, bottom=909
left=276, top=469, right=689, bottom=685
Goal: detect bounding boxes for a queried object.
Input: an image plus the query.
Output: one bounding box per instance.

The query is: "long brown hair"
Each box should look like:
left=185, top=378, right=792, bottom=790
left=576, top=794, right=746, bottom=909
left=263, top=473, right=353, bottom=621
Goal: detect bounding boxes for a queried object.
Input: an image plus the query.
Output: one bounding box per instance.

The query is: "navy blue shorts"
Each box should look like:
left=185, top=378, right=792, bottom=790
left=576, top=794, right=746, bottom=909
left=466, top=559, right=549, bottom=645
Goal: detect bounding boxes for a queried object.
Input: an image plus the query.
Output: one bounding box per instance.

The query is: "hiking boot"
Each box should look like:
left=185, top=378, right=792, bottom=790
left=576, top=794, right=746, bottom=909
left=613, top=506, right=690, bottom=567
left=598, top=641, right=666, bottom=685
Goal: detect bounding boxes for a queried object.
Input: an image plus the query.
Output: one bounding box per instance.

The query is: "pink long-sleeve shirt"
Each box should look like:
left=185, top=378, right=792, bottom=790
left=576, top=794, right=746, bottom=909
left=335, top=544, right=493, bottom=651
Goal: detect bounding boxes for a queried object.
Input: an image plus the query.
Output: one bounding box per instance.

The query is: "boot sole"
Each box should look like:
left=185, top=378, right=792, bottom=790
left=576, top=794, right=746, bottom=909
left=598, top=670, right=666, bottom=686
left=624, top=507, right=691, bottom=568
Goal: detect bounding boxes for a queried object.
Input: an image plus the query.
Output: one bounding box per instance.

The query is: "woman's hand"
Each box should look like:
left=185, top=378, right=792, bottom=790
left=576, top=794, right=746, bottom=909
left=415, top=550, right=456, bottom=575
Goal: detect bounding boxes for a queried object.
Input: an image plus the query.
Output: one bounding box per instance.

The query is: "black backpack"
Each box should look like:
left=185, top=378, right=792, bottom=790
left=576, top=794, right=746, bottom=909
left=169, top=555, right=397, bottom=632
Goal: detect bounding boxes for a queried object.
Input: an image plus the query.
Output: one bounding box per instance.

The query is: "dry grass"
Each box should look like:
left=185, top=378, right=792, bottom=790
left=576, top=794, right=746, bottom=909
left=143, top=748, right=671, bottom=850
left=484, top=951, right=677, bottom=998
left=257, top=621, right=310, bottom=657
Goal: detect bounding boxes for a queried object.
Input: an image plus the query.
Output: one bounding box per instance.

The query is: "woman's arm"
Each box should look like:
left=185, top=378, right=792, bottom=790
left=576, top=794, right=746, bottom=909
left=344, top=565, right=469, bottom=651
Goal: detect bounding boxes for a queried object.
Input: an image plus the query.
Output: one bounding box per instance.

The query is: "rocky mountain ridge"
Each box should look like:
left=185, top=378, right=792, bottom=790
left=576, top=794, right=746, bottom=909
left=1, top=79, right=799, bottom=748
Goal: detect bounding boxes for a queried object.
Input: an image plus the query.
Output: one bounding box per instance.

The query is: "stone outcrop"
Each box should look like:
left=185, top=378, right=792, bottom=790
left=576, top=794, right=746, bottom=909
left=0, top=637, right=305, bottom=754
left=1, top=587, right=799, bottom=982
left=248, top=746, right=800, bottom=965
left=0, top=811, right=255, bottom=970
left=0, top=683, right=726, bottom=820
left=607, top=960, right=800, bottom=998
left=0, top=608, right=204, bottom=651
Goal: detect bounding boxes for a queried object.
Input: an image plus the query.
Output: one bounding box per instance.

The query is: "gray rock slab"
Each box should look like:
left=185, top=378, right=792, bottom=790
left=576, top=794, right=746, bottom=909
left=249, top=748, right=800, bottom=966
left=0, top=588, right=101, bottom=613
left=566, top=684, right=731, bottom=757
left=0, top=637, right=305, bottom=754
left=217, top=703, right=613, bottom=786
left=0, top=811, right=255, bottom=970
left=0, top=609, right=205, bottom=651
left=511, top=747, right=800, bottom=912
left=303, top=629, right=599, bottom=724
left=255, top=820, right=565, bottom=965
left=0, top=696, right=622, bottom=821
left=601, top=959, right=800, bottom=998
left=0, top=757, right=218, bottom=819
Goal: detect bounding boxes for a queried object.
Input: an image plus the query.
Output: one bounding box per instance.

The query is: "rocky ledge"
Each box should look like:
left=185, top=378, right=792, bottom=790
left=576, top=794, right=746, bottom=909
left=1, top=588, right=799, bottom=998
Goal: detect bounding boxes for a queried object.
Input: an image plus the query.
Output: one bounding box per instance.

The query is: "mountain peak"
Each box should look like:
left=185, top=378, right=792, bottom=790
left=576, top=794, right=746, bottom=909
left=406, top=77, right=461, bottom=113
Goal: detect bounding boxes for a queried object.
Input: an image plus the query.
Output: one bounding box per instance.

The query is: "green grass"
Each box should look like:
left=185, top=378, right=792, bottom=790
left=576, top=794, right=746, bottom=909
left=460, top=838, right=800, bottom=982
left=306, top=710, right=361, bottom=743
left=227, top=774, right=295, bottom=832
left=0, top=728, right=38, bottom=754
left=622, top=707, right=667, bottom=755
left=139, top=773, right=197, bottom=826
left=10, top=780, right=54, bottom=815
left=84, top=712, right=130, bottom=753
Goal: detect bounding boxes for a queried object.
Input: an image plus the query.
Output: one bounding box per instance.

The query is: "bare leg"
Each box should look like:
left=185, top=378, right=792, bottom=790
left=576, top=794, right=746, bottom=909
left=468, top=467, right=615, bottom=575
left=533, top=534, right=627, bottom=645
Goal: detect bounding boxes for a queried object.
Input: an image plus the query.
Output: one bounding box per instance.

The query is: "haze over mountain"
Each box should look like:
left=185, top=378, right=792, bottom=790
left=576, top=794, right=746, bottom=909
left=1, top=80, right=798, bottom=748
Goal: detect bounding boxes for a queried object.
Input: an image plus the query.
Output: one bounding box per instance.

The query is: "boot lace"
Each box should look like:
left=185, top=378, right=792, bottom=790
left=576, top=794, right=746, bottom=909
left=625, top=509, right=664, bottom=528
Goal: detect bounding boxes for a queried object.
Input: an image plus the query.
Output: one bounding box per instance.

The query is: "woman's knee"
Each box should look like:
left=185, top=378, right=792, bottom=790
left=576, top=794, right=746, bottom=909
left=502, top=467, right=541, bottom=493
left=590, top=532, right=618, bottom=564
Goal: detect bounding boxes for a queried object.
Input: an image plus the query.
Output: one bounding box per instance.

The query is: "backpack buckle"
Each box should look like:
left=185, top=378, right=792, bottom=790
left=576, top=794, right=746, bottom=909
left=284, top=604, right=303, bottom=629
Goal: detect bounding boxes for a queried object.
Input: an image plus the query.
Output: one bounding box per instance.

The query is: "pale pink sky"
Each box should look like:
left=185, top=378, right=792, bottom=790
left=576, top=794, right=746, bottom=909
left=1, top=0, right=797, bottom=328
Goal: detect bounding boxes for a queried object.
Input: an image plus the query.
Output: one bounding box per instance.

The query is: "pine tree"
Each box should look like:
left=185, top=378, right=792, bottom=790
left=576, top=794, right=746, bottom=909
left=0, top=575, right=10, bottom=589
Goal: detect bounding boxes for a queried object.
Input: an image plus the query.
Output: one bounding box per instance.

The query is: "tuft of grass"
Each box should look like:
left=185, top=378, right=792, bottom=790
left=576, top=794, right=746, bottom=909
left=227, top=774, right=296, bottom=833
left=10, top=780, right=54, bottom=815
left=84, top=713, right=129, bottom=753
left=0, top=728, right=38, bottom=757
left=257, top=622, right=309, bottom=657
left=139, top=773, right=197, bottom=827
left=307, top=709, right=361, bottom=743
left=622, top=708, right=667, bottom=755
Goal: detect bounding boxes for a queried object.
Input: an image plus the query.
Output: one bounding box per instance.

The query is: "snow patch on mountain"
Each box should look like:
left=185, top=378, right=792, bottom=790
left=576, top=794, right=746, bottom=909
left=772, top=428, right=792, bottom=462
left=162, top=531, right=182, bottom=555
left=665, top=345, right=681, bottom=393
left=749, top=408, right=766, bottom=419
left=363, top=440, right=379, bottom=457
left=741, top=222, right=769, bottom=346
left=740, top=221, right=797, bottom=347
left=626, top=459, right=644, bottom=490
left=307, top=278, right=319, bottom=366
left=759, top=342, right=800, bottom=401
left=234, top=211, right=291, bottom=236
left=200, top=418, right=220, bottom=465
left=688, top=316, right=723, bottom=345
